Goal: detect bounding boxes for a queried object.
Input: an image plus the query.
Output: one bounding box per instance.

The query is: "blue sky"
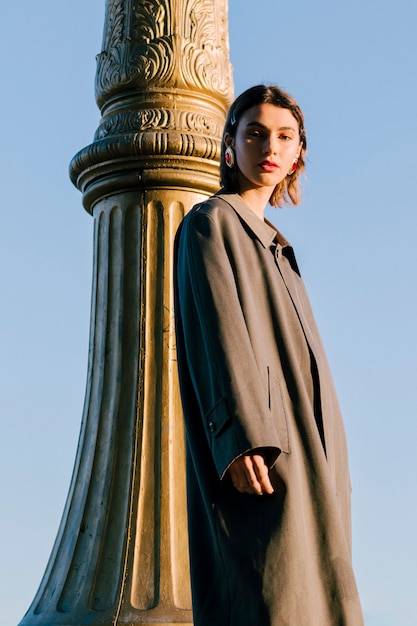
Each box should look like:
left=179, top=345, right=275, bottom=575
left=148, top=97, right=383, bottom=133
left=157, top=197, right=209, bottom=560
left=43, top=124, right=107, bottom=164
left=1, top=1, right=416, bottom=625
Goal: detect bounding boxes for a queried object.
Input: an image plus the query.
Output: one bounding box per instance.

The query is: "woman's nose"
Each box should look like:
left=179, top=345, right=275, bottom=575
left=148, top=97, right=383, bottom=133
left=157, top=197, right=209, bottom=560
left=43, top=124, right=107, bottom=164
left=263, top=135, right=278, bottom=154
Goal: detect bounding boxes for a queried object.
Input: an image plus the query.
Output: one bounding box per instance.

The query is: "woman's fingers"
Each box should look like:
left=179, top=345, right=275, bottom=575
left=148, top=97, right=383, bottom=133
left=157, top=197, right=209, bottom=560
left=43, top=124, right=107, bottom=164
left=228, top=454, right=274, bottom=495
left=252, top=454, right=274, bottom=494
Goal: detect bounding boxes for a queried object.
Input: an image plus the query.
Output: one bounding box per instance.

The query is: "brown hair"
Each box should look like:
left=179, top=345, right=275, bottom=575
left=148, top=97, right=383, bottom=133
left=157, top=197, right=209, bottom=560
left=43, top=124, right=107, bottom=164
left=220, top=84, right=307, bottom=207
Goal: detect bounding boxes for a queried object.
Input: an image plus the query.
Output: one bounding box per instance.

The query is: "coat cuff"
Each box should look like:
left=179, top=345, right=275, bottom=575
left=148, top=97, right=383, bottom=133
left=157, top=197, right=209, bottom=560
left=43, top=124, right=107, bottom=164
left=204, top=397, right=282, bottom=479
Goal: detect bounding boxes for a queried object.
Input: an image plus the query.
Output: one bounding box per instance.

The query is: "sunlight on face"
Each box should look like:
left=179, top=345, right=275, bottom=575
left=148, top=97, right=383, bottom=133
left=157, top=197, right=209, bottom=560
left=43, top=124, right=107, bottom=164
left=233, top=103, right=301, bottom=201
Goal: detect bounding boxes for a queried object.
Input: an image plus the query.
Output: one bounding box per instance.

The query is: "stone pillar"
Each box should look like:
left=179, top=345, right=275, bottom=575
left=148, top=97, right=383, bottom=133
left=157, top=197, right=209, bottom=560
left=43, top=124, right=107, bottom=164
left=18, top=1, right=232, bottom=624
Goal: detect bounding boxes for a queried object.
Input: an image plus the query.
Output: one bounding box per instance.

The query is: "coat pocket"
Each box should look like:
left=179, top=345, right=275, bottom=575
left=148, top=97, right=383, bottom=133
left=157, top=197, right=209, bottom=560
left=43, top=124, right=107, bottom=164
left=267, top=366, right=290, bottom=454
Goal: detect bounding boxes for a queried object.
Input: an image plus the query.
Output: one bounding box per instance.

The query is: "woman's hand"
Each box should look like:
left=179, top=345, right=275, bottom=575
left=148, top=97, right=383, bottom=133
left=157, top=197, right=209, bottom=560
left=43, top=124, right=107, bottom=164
left=227, top=453, right=274, bottom=495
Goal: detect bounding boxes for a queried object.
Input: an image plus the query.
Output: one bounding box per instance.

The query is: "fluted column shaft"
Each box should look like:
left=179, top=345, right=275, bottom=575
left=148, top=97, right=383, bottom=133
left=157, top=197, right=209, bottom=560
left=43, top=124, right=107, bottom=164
left=19, top=0, right=232, bottom=624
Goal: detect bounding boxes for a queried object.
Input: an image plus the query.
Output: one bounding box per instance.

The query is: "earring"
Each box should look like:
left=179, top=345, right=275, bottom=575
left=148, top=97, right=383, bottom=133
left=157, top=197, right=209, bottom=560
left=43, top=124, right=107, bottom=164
left=288, top=157, right=299, bottom=176
left=225, top=145, right=235, bottom=168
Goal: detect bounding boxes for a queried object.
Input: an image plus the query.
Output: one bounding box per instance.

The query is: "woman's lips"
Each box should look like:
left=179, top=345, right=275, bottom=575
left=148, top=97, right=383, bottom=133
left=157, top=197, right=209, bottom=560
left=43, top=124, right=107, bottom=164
left=259, top=160, right=279, bottom=172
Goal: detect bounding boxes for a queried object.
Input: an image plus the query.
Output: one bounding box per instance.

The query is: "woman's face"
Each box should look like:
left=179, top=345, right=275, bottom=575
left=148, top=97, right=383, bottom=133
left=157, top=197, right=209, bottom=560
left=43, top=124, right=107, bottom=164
left=229, top=103, right=302, bottom=196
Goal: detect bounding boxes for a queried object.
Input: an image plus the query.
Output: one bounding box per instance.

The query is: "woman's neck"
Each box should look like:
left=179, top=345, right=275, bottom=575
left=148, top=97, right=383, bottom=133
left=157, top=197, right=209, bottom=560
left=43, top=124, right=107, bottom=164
left=237, top=186, right=273, bottom=221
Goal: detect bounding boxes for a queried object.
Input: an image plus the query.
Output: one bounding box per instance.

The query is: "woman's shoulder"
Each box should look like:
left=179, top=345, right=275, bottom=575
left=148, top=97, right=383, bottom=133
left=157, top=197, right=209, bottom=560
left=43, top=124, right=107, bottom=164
left=186, top=192, right=240, bottom=226
left=176, top=193, right=242, bottom=254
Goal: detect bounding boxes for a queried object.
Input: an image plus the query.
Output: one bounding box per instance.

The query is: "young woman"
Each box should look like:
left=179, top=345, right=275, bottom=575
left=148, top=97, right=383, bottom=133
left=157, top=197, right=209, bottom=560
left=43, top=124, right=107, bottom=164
left=174, top=85, right=364, bottom=625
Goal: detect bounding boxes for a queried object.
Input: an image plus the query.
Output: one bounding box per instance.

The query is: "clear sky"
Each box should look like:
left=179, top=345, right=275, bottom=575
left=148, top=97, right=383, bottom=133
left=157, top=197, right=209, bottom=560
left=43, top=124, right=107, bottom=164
left=1, top=1, right=416, bottom=625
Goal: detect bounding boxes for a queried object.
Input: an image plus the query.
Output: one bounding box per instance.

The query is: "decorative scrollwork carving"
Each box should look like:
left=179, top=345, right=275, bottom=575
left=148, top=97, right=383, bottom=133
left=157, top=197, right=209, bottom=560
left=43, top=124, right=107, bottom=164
left=96, top=0, right=175, bottom=104
left=129, top=36, right=175, bottom=84
left=131, top=0, right=171, bottom=41
left=129, top=0, right=174, bottom=83
left=94, top=108, right=222, bottom=141
left=95, top=0, right=128, bottom=100
left=72, top=0, right=233, bottom=205
left=181, top=0, right=232, bottom=96
left=95, top=0, right=232, bottom=107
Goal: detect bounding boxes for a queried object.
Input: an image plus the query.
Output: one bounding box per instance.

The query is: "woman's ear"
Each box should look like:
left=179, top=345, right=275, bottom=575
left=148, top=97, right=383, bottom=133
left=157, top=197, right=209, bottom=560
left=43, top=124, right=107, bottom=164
left=224, top=133, right=234, bottom=148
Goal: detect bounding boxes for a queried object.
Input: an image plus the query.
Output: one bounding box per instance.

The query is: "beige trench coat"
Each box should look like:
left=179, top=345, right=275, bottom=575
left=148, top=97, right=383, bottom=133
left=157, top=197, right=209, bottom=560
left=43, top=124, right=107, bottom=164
left=174, top=191, right=364, bottom=626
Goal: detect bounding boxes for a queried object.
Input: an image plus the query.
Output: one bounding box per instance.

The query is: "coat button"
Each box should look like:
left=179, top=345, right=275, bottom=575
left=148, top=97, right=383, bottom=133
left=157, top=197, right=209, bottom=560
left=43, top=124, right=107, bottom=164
left=208, top=421, right=216, bottom=433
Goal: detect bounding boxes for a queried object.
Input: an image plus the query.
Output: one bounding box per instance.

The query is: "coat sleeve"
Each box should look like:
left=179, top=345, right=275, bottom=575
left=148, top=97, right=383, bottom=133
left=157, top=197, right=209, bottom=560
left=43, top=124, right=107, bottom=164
left=175, top=207, right=283, bottom=479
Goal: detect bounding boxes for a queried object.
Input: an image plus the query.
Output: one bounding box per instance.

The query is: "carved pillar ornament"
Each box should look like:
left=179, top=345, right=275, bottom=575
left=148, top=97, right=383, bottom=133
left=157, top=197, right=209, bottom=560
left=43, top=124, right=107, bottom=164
left=19, top=1, right=232, bottom=625
left=72, top=0, right=233, bottom=212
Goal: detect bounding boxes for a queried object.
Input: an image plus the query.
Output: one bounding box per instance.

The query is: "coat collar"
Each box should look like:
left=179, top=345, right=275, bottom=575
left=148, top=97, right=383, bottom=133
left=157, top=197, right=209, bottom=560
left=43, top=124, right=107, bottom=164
left=215, top=191, right=301, bottom=276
